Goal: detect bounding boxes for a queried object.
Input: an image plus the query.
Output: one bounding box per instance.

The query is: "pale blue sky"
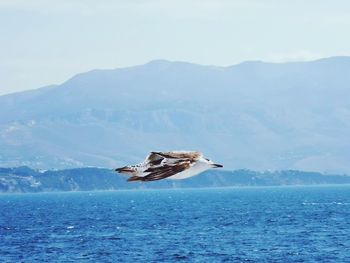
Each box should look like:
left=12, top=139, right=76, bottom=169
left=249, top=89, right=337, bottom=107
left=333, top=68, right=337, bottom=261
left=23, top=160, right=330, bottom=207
left=1, top=0, right=350, bottom=95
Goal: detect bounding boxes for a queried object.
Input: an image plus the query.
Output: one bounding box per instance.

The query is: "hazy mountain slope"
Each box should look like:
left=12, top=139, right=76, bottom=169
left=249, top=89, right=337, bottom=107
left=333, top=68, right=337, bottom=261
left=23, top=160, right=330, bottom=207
left=1, top=57, right=350, bottom=172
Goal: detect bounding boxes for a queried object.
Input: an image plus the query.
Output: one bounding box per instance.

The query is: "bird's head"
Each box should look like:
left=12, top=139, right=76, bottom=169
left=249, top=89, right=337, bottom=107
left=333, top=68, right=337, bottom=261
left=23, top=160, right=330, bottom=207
left=200, top=156, right=223, bottom=168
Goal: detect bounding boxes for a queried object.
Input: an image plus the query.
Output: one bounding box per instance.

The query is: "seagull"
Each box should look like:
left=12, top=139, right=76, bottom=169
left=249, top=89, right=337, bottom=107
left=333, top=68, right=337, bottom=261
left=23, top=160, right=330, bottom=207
left=115, top=151, right=223, bottom=182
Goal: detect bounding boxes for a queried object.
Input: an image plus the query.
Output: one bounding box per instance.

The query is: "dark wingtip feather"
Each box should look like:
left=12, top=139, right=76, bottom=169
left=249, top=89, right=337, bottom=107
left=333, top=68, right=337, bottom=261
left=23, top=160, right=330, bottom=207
left=115, top=167, right=134, bottom=173
left=114, top=167, right=124, bottom=172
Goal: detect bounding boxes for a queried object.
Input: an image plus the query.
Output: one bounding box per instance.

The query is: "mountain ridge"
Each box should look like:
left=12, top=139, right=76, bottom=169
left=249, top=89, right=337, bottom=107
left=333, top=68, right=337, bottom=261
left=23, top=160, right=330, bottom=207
left=2, top=55, right=350, bottom=98
left=1, top=56, right=350, bottom=173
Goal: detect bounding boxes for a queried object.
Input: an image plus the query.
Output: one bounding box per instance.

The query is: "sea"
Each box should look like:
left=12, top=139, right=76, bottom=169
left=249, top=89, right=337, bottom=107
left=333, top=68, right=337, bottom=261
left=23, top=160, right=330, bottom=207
left=1, top=185, right=350, bottom=262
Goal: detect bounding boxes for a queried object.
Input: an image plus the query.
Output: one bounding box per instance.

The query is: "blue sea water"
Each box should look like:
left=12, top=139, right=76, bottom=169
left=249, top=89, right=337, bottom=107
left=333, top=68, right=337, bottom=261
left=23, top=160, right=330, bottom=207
left=1, top=186, right=350, bottom=262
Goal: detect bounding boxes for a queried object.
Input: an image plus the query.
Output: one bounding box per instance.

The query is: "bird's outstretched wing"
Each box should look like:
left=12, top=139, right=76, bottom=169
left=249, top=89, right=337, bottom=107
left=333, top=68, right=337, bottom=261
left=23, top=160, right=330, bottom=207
left=121, top=151, right=201, bottom=181
left=143, top=151, right=201, bottom=166
left=150, top=151, right=202, bottom=160
left=115, top=152, right=165, bottom=175
left=144, top=152, right=165, bottom=166
left=128, top=160, right=192, bottom=182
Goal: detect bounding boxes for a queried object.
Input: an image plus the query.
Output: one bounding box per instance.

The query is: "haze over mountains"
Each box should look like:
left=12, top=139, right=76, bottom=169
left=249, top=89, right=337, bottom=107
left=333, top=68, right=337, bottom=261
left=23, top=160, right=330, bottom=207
left=1, top=57, right=350, bottom=173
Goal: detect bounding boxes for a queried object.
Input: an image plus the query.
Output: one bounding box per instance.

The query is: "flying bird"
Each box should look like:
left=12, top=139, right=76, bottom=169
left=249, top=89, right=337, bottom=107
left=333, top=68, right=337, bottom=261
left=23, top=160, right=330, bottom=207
left=115, top=151, right=223, bottom=182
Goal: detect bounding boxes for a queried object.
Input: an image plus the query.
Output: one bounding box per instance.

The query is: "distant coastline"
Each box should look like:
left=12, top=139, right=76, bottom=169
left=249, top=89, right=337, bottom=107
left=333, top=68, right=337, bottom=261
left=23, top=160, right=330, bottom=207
left=1, top=166, right=349, bottom=194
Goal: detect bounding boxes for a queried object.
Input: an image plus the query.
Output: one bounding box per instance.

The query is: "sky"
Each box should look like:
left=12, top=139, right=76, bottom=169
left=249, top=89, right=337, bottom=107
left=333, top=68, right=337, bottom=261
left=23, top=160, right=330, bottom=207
left=1, top=0, right=350, bottom=95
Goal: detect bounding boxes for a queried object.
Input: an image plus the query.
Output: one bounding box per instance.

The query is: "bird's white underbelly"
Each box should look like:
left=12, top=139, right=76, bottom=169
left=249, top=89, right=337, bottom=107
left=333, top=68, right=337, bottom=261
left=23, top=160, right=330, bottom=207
left=168, top=164, right=208, bottom=180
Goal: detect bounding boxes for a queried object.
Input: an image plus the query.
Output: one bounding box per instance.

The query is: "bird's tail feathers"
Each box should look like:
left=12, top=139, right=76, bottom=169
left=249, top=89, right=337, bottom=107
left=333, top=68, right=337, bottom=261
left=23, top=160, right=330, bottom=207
left=115, top=166, right=135, bottom=175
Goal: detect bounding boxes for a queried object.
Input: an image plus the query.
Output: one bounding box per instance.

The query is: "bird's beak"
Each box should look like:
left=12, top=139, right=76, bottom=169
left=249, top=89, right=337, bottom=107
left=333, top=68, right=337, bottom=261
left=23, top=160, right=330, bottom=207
left=212, top=163, right=223, bottom=168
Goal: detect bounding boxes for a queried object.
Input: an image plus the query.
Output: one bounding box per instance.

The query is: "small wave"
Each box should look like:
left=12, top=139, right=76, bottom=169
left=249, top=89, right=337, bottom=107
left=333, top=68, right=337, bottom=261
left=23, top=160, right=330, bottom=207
left=302, top=202, right=350, bottom=205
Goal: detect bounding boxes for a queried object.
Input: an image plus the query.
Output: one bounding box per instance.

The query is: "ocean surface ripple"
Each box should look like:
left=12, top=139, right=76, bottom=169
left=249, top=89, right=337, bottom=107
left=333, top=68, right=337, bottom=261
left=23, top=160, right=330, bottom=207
left=1, top=186, right=350, bottom=262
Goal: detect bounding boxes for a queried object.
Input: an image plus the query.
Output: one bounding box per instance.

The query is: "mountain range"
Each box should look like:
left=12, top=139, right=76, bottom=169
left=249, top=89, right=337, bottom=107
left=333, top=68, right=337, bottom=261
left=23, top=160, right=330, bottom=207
left=0, top=57, right=350, bottom=173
